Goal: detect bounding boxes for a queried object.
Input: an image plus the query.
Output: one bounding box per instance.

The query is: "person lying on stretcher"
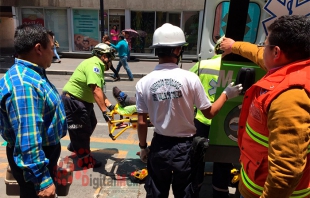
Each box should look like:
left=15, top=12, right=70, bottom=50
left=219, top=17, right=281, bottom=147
left=111, top=86, right=153, bottom=127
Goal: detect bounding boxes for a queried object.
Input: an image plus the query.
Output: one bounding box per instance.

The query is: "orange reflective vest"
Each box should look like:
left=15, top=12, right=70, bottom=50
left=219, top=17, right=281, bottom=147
left=238, top=59, right=310, bottom=198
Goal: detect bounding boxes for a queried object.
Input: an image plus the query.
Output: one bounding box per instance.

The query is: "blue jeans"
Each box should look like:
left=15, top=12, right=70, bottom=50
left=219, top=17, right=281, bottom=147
left=53, top=46, right=60, bottom=59
left=240, top=196, right=244, bottom=198
left=116, top=56, right=133, bottom=80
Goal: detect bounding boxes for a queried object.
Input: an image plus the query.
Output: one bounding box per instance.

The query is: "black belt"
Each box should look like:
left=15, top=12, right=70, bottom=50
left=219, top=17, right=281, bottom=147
left=153, top=132, right=194, bottom=141
left=63, top=91, right=85, bottom=103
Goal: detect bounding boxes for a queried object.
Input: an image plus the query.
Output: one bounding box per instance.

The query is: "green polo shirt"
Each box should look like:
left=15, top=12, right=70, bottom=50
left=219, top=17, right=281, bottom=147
left=63, top=56, right=106, bottom=103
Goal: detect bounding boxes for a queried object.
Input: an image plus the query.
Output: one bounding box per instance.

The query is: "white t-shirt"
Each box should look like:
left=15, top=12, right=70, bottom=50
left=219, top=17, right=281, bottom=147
left=135, top=63, right=211, bottom=137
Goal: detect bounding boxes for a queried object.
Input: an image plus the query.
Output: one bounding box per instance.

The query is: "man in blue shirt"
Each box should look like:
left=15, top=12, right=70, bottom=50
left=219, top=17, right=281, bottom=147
left=0, top=25, right=67, bottom=198
left=107, top=34, right=134, bottom=81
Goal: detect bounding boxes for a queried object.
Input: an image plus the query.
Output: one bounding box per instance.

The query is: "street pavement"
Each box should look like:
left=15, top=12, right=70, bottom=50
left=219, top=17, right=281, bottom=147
left=0, top=56, right=239, bottom=198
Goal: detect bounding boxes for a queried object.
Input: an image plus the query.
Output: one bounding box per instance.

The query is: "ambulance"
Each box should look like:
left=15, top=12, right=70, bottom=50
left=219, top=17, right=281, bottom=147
left=199, top=0, right=310, bottom=163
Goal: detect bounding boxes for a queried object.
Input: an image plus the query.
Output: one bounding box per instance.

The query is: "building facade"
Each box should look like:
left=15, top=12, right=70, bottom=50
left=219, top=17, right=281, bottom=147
left=0, top=0, right=204, bottom=58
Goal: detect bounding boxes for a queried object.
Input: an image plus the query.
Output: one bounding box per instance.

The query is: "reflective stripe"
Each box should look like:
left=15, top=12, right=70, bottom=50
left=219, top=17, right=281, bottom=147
left=291, top=188, right=310, bottom=198
left=240, top=166, right=263, bottom=196
left=246, top=123, right=310, bottom=154
left=199, top=68, right=220, bottom=75
left=246, top=122, right=269, bottom=148
left=241, top=166, right=310, bottom=198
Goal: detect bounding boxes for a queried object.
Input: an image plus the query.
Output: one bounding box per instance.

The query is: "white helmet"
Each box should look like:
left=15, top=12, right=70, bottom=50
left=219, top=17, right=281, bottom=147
left=150, top=23, right=188, bottom=48
left=92, top=43, right=115, bottom=60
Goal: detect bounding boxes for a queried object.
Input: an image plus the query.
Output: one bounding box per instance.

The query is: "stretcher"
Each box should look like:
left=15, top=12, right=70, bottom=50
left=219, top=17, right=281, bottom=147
left=106, top=104, right=150, bottom=140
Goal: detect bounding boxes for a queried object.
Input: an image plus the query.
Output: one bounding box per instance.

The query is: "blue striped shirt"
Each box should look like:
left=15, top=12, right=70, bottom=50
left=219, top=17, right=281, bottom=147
left=0, top=58, right=67, bottom=191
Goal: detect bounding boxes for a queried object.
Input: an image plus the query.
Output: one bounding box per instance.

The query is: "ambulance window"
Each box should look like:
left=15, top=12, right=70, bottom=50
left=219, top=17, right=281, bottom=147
left=212, top=1, right=261, bottom=43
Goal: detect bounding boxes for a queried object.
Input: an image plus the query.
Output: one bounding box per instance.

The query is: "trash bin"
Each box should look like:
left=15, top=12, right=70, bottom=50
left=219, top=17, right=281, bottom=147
left=5, top=165, right=20, bottom=196
left=56, top=157, right=74, bottom=196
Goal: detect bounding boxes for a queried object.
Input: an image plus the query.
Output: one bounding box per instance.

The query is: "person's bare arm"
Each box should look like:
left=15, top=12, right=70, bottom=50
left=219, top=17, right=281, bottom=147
left=201, top=93, right=227, bottom=119
left=89, top=84, right=108, bottom=112
left=137, top=113, right=148, bottom=147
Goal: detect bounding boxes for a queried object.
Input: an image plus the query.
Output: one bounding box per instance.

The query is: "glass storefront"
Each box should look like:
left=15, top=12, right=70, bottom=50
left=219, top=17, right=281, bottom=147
left=21, top=8, right=44, bottom=26
left=131, top=11, right=155, bottom=54
left=183, top=11, right=199, bottom=55
left=19, top=8, right=202, bottom=57
left=45, top=9, right=69, bottom=51
left=72, top=9, right=99, bottom=51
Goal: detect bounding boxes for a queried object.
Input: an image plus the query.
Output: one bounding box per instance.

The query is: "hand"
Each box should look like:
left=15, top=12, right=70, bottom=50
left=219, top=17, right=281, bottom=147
left=222, top=82, right=243, bottom=99
left=220, top=38, right=235, bottom=57
left=107, top=104, right=115, bottom=111
left=105, top=41, right=111, bottom=45
left=140, top=147, right=150, bottom=163
left=102, top=111, right=111, bottom=122
left=37, top=184, right=56, bottom=198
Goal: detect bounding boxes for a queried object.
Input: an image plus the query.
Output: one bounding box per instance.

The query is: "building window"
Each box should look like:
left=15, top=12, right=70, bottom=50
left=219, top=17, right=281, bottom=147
left=212, top=1, right=260, bottom=43
left=131, top=11, right=155, bottom=53
left=72, top=9, right=99, bottom=51
left=156, top=12, right=181, bottom=28
left=21, top=8, right=44, bottom=26
left=183, top=11, right=199, bottom=55
left=45, top=9, right=69, bottom=51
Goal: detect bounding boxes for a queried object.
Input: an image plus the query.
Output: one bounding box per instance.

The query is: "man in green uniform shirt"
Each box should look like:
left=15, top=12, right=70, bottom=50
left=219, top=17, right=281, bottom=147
left=61, top=43, right=115, bottom=168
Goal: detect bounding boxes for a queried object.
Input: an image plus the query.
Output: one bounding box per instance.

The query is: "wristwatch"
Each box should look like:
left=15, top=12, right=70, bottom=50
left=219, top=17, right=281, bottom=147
left=139, top=143, right=147, bottom=149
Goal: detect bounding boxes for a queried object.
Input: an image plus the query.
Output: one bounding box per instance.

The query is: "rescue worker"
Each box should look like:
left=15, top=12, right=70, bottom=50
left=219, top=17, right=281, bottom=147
left=189, top=51, right=236, bottom=198
left=222, top=15, right=310, bottom=198
left=135, top=23, right=243, bottom=198
left=61, top=43, right=115, bottom=168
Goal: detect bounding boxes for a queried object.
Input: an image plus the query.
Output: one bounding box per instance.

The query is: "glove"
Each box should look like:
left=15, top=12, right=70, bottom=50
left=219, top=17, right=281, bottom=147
left=102, top=111, right=111, bottom=122
left=107, top=104, right=115, bottom=111
left=222, top=82, right=243, bottom=99
left=140, top=147, right=150, bottom=163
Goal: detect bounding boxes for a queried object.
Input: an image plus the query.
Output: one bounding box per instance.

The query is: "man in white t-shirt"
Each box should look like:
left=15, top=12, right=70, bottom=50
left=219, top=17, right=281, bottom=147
left=135, top=23, right=243, bottom=197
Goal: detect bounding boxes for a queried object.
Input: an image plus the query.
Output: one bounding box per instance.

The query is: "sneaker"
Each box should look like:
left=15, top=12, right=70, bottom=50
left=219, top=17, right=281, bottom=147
left=113, top=77, right=120, bottom=81
left=129, top=78, right=134, bottom=81
left=109, top=74, right=116, bottom=79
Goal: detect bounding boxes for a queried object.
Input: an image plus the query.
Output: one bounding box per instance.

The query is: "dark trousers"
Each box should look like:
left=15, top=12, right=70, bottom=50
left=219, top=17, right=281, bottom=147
left=145, top=133, right=195, bottom=198
left=212, top=162, right=233, bottom=198
left=61, top=93, right=97, bottom=157
left=6, top=143, right=61, bottom=198
left=194, top=118, right=233, bottom=198
left=193, top=118, right=210, bottom=195
left=110, top=63, right=119, bottom=78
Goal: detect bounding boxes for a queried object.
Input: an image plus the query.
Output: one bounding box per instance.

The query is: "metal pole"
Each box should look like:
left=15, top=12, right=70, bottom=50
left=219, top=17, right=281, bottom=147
left=100, top=0, right=104, bottom=39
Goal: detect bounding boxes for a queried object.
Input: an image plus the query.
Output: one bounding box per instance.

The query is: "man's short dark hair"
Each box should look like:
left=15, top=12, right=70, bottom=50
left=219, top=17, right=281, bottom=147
left=267, top=15, right=310, bottom=62
left=155, top=47, right=177, bottom=58
left=14, top=24, right=51, bottom=55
